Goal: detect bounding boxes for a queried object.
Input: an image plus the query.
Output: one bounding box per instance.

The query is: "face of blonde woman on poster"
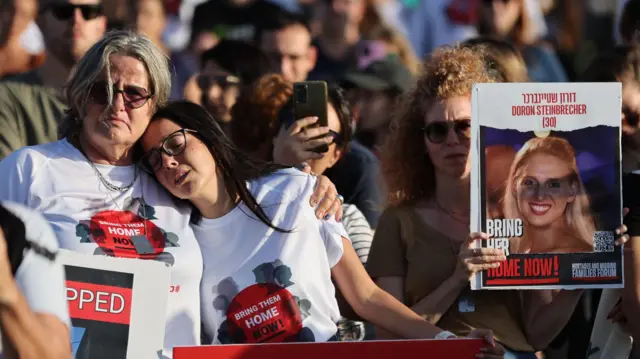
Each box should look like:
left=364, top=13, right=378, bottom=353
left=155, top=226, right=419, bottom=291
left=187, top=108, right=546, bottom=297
left=515, top=153, right=576, bottom=229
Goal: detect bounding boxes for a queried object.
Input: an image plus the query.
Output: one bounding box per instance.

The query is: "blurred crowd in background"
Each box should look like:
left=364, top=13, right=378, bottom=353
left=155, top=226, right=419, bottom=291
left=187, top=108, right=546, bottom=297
left=2, top=1, right=640, bottom=359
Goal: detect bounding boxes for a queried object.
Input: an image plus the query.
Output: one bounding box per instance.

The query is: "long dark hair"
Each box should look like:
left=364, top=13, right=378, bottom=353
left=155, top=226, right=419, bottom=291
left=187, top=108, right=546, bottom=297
left=150, top=101, right=290, bottom=232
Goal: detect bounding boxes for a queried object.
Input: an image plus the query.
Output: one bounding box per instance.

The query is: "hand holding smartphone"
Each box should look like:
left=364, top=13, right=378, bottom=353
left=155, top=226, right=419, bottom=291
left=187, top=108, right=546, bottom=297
left=292, top=81, right=330, bottom=153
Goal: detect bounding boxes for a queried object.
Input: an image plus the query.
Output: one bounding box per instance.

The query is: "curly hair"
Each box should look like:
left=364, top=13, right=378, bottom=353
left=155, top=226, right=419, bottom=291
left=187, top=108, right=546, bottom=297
left=230, top=74, right=293, bottom=159
left=462, top=36, right=529, bottom=83
left=382, top=45, right=493, bottom=206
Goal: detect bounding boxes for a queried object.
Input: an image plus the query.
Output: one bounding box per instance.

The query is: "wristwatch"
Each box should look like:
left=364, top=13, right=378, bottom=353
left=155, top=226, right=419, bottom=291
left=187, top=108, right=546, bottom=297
left=435, top=331, right=458, bottom=340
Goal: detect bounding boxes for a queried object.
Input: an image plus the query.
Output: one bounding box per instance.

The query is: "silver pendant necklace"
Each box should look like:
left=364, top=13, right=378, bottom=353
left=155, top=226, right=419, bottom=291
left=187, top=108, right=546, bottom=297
left=86, top=157, right=138, bottom=193
left=75, top=138, right=138, bottom=193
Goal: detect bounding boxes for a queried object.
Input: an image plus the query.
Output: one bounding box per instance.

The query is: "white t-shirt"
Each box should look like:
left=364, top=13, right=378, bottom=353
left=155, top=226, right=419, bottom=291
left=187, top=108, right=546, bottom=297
left=0, top=139, right=203, bottom=359
left=194, top=169, right=349, bottom=344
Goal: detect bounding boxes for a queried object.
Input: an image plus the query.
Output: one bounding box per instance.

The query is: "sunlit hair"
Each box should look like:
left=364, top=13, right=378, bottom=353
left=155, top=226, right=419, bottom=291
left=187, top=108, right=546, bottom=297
left=59, top=30, right=171, bottom=138
left=502, top=136, right=595, bottom=251
left=230, top=74, right=293, bottom=159
left=462, top=37, right=529, bottom=82
left=382, top=45, right=493, bottom=206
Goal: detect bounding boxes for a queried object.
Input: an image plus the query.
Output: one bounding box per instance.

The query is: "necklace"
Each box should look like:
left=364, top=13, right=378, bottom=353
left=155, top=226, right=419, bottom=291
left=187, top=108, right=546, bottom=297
left=86, top=158, right=138, bottom=193
left=434, top=199, right=470, bottom=225
left=75, top=137, right=138, bottom=193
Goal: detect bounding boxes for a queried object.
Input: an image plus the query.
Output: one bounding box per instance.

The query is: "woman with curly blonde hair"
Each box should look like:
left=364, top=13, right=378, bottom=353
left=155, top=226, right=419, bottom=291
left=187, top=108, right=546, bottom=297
left=366, top=44, right=585, bottom=358
left=502, top=136, right=595, bottom=254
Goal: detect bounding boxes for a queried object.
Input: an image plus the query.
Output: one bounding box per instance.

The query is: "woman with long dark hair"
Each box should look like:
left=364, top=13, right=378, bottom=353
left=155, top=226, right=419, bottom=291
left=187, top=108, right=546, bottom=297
left=139, top=100, right=500, bottom=348
left=0, top=30, right=345, bottom=358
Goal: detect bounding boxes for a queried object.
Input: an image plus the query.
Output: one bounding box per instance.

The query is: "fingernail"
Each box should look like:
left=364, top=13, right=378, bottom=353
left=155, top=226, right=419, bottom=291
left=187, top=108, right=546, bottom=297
left=324, top=214, right=330, bottom=220
left=310, top=200, right=317, bottom=207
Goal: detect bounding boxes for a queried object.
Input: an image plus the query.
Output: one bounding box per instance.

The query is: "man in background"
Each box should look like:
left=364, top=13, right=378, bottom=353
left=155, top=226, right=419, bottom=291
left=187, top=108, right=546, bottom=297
left=259, top=10, right=317, bottom=83
left=308, top=0, right=365, bottom=83
left=342, top=57, right=412, bottom=155
left=0, top=0, right=106, bottom=158
left=264, top=8, right=383, bottom=227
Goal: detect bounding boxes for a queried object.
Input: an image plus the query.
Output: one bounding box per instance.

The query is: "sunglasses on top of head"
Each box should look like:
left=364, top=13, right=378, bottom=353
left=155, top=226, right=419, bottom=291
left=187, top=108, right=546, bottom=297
left=45, top=3, right=104, bottom=21
left=141, top=128, right=199, bottom=174
left=89, top=80, right=153, bottom=109
left=422, top=120, right=471, bottom=144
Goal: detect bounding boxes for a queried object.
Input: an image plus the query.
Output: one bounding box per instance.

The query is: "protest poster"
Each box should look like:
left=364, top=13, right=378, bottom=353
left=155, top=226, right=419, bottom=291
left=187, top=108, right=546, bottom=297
left=470, top=82, right=623, bottom=290
left=173, top=338, right=485, bottom=359
left=59, top=249, right=171, bottom=359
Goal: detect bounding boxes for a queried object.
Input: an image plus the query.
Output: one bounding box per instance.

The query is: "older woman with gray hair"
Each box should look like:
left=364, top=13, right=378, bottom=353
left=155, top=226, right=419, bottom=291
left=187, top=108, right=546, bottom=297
left=0, top=30, right=344, bottom=358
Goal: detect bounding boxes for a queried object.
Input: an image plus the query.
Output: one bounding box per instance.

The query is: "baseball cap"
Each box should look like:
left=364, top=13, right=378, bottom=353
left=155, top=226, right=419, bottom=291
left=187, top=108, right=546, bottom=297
left=342, top=58, right=413, bottom=93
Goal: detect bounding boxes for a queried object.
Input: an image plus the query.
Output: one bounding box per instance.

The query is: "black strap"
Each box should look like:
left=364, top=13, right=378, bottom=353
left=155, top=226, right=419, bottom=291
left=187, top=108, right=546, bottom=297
left=0, top=204, right=28, bottom=275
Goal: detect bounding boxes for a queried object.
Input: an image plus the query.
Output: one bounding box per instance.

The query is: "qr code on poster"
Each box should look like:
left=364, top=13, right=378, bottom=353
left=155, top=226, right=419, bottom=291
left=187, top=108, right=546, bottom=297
left=593, top=231, right=615, bottom=252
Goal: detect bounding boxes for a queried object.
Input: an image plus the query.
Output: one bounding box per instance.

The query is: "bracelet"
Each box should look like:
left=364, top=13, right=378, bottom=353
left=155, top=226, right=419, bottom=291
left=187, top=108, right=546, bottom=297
left=434, top=331, right=457, bottom=340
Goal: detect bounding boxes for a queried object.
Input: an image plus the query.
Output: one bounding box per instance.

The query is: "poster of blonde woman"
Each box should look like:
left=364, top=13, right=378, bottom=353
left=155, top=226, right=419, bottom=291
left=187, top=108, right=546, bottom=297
left=470, top=83, right=623, bottom=290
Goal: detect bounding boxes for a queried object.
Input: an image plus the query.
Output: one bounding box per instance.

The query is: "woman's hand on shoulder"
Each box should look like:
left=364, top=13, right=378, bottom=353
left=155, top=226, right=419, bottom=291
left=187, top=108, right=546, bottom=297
left=466, top=329, right=505, bottom=358
left=305, top=168, right=343, bottom=222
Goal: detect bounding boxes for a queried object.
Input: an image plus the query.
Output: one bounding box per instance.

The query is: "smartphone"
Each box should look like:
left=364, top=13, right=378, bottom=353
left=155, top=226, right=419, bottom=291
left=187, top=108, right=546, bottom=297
left=293, top=81, right=329, bottom=153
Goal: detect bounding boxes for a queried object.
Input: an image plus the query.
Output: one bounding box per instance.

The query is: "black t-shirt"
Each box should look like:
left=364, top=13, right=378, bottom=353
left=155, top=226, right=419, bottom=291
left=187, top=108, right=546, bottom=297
left=325, top=140, right=382, bottom=228
left=191, top=0, right=283, bottom=45
left=624, top=173, right=640, bottom=236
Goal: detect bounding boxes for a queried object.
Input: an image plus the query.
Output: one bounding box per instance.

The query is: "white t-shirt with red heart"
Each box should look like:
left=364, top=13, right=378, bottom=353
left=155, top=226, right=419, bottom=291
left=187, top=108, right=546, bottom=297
left=194, top=169, right=349, bottom=345
left=0, top=139, right=203, bottom=359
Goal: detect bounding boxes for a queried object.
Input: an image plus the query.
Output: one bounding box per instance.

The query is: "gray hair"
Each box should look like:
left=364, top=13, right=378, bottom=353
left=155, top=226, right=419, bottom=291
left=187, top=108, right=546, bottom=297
left=60, top=29, right=172, bottom=138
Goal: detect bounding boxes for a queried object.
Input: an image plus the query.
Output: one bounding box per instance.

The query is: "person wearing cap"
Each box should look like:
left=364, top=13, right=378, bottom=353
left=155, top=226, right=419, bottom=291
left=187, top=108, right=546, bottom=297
left=342, top=57, right=412, bottom=154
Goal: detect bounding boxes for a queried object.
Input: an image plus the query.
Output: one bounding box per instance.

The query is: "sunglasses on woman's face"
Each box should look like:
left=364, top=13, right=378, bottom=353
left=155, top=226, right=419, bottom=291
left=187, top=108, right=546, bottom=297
left=89, top=80, right=153, bottom=109
left=46, top=3, right=104, bottom=21
left=326, top=130, right=343, bottom=147
left=141, top=128, right=199, bottom=174
left=422, top=120, right=471, bottom=144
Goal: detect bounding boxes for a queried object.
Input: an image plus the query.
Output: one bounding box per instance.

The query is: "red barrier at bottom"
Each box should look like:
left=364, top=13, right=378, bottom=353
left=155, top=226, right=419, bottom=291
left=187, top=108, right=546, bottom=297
left=174, top=338, right=485, bottom=359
